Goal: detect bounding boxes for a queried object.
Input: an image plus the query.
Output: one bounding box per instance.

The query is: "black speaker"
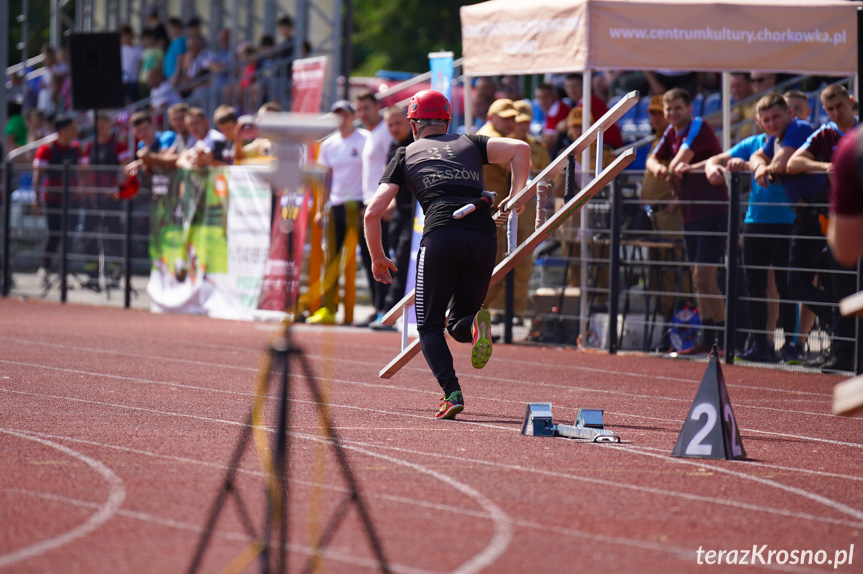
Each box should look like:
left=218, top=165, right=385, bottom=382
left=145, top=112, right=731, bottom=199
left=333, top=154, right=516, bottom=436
left=69, top=32, right=125, bottom=110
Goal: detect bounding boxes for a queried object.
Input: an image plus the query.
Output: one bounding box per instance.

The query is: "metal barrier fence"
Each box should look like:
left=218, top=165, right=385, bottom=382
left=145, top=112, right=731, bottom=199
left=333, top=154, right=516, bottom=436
left=2, top=161, right=861, bottom=375
left=1, top=161, right=152, bottom=308
left=515, top=169, right=862, bottom=376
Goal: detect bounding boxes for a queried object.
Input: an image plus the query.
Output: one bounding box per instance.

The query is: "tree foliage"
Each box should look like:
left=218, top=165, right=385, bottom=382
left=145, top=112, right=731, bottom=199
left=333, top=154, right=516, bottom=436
left=352, top=0, right=484, bottom=76
left=7, top=0, right=54, bottom=67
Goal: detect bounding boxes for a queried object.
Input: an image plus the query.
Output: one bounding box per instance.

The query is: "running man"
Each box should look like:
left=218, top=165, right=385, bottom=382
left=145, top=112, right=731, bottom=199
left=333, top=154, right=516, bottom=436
left=364, top=90, right=530, bottom=419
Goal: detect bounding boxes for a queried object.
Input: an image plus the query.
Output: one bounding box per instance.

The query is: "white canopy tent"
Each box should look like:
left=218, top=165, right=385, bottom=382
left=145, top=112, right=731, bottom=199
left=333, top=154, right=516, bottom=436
left=459, top=0, right=862, bottom=341
left=460, top=0, right=862, bottom=148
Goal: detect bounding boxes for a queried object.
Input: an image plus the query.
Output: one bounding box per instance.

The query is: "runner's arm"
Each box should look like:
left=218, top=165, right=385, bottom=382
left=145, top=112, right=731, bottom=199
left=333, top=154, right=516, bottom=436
left=364, top=182, right=400, bottom=283
left=487, top=138, right=530, bottom=210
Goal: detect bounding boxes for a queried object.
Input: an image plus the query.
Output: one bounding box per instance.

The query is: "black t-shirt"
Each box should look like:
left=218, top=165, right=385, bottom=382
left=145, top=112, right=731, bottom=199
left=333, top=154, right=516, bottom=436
left=388, top=136, right=415, bottom=210
left=380, top=133, right=494, bottom=236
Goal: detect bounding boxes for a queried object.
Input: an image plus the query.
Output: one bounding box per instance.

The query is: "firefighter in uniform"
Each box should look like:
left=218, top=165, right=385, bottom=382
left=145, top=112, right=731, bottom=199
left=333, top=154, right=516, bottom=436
left=364, top=90, right=530, bottom=419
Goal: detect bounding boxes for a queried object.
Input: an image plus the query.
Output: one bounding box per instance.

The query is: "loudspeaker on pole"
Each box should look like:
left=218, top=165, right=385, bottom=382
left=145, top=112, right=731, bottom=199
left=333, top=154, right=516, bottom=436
left=672, top=346, right=746, bottom=460
left=68, top=32, right=125, bottom=110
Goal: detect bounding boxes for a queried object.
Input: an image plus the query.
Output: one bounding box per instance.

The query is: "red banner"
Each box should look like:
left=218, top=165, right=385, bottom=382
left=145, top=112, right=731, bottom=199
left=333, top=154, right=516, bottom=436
left=290, top=56, right=328, bottom=113
left=257, top=190, right=309, bottom=312
left=256, top=57, right=328, bottom=314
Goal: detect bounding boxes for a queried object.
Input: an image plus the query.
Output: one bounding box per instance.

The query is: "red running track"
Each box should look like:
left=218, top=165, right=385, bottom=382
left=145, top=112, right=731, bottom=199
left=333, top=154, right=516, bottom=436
left=1, top=299, right=861, bottom=573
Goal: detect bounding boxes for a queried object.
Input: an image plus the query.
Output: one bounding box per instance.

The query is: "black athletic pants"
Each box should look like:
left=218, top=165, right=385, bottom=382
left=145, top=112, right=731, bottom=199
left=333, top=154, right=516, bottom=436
left=416, top=226, right=497, bottom=396
left=742, top=223, right=794, bottom=346
left=787, top=208, right=856, bottom=359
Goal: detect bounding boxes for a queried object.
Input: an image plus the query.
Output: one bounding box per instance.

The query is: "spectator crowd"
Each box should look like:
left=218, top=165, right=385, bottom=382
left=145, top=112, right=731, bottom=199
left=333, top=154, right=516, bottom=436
left=3, top=26, right=858, bottom=372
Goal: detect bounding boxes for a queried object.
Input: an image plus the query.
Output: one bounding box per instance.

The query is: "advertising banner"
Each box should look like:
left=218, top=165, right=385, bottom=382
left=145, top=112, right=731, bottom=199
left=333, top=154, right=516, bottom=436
left=147, top=167, right=271, bottom=319
left=291, top=56, right=329, bottom=113
left=460, top=0, right=858, bottom=77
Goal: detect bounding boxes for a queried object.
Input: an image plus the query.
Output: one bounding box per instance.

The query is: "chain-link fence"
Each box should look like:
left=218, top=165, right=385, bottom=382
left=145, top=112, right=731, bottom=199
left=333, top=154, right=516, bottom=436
left=1, top=161, right=151, bottom=307
left=2, top=160, right=861, bottom=375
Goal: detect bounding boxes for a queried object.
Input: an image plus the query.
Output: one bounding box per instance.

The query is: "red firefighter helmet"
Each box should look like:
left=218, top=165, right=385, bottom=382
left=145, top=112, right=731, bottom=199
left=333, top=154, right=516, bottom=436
left=407, top=89, right=452, bottom=121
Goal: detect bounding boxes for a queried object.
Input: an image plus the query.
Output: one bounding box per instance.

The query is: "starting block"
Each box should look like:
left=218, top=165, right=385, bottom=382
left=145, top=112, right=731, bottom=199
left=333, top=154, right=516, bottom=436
left=521, top=403, right=621, bottom=443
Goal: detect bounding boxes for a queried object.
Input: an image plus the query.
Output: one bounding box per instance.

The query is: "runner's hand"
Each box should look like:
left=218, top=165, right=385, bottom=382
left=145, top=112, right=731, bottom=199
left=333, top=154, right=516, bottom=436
left=371, top=257, right=397, bottom=284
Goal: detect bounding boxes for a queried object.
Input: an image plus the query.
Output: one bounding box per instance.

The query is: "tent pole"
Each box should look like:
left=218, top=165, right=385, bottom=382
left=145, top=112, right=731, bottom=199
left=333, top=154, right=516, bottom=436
left=579, top=69, right=592, bottom=343
left=464, top=74, right=473, bottom=134
left=856, top=7, right=861, bottom=101
left=721, top=71, right=731, bottom=152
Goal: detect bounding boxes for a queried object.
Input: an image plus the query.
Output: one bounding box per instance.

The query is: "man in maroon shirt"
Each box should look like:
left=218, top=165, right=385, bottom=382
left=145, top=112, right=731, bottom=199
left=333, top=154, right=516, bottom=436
left=827, top=127, right=863, bottom=376
left=647, top=88, right=729, bottom=352
left=786, top=84, right=858, bottom=373
left=788, top=84, right=858, bottom=177
left=829, top=127, right=863, bottom=266
left=33, top=115, right=81, bottom=287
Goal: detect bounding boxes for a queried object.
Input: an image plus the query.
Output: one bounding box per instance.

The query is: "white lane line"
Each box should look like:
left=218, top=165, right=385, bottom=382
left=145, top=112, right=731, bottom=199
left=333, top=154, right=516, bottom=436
left=8, top=489, right=432, bottom=574
left=301, top=434, right=513, bottom=574
left=8, top=432, right=696, bottom=561
left=5, top=429, right=835, bottom=574
left=0, top=429, right=126, bottom=568
left=614, top=444, right=863, bottom=522
left=1, top=357, right=860, bottom=451
left=490, top=356, right=834, bottom=398
left=604, top=410, right=863, bottom=450
left=0, top=336, right=836, bottom=401
left=0, top=367, right=514, bottom=434
left=626, top=443, right=863, bottom=482
left=0, top=390, right=510, bottom=572
left=2, top=389, right=859, bottom=530
left=311, top=437, right=863, bottom=530
left=0, top=356, right=857, bottom=433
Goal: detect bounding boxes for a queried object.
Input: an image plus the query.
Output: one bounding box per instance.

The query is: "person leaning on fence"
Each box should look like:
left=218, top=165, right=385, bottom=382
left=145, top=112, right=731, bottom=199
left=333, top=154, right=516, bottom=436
left=124, top=111, right=177, bottom=177
left=308, top=100, right=369, bottom=325
left=705, top=112, right=799, bottom=363
left=364, top=89, right=531, bottom=420
left=234, top=101, right=281, bottom=164
left=746, top=93, right=853, bottom=370
left=210, top=105, right=239, bottom=164
left=32, top=115, right=82, bottom=289
left=647, top=88, right=729, bottom=353
left=176, top=107, right=228, bottom=169
left=355, top=90, right=396, bottom=326
left=785, top=85, right=859, bottom=372
left=828, top=126, right=863, bottom=267
left=640, top=94, right=691, bottom=347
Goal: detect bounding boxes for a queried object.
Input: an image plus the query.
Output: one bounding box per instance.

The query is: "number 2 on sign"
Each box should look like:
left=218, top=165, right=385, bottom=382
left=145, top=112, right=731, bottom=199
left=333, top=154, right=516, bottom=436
left=724, top=404, right=743, bottom=457
left=685, top=403, right=716, bottom=456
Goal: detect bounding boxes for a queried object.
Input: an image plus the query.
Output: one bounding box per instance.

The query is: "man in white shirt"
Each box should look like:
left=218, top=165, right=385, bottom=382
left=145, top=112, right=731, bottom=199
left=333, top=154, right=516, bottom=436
left=355, top=90, right=395, bottom=324
left=120, top=25, right=143, bottom=103
left=308, top=100, right=368, bottom=324
left=175, top=106, right=227, bottom=168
